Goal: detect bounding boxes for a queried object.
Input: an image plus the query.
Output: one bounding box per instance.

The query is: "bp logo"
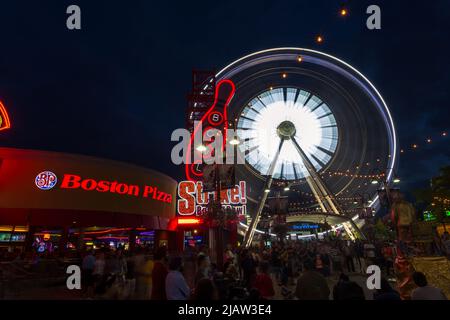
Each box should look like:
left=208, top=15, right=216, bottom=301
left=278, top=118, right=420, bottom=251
left=35, top=171, right=58, bottom=190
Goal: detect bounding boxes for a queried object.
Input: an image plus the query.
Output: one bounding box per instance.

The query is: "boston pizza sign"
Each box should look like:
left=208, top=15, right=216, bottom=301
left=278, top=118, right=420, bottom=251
left=34, top=171, right=172, bottom=204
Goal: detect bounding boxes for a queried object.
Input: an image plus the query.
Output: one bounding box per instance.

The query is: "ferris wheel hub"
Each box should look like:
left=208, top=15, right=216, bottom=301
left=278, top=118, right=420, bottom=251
left=277, top=120, right=296, bottom=140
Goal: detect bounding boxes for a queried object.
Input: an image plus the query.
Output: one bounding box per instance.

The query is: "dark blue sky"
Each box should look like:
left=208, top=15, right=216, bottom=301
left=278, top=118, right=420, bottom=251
left=0, top=0, right=449, bottom=193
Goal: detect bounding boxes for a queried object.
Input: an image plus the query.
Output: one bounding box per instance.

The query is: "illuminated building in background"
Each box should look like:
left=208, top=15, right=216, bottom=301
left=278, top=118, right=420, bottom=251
left=0, top=148, right=178, bottom=252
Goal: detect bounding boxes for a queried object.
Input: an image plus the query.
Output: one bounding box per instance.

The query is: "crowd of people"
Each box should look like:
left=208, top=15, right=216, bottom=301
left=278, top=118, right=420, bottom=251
left=73, top=235, right=448, bottom=300
left=1, top=230, right=449, bottom=300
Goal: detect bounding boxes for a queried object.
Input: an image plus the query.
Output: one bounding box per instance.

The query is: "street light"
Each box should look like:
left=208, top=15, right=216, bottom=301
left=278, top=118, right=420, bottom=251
left=371, top=180, right=379, bottom=185
left=393, top=178, right=401, bottom=183
left=229, top=138, right=240, bottom=145
left=196, top=145, right=207, bottom=152
left=284, top=186, right=290, bottom=191
left=264, top=189, right=270, bottom=193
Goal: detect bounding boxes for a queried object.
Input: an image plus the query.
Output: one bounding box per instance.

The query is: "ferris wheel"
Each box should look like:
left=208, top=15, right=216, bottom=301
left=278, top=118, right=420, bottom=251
left=212, top=48, right=397, bottom=246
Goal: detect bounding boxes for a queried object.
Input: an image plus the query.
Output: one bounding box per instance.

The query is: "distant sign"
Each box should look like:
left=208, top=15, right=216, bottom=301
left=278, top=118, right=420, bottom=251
left=292, top=223, right=319, bottom=230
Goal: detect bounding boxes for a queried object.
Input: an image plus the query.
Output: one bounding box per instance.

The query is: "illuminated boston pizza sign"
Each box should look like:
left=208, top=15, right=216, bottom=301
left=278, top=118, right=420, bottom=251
left=177, top=180, right=247, bottom=216
left=35, top=172, right=172, bottom=203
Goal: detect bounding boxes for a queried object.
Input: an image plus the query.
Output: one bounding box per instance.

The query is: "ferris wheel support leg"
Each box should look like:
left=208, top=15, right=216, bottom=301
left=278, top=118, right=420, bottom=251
left=243, top=139, right=285, bottom=248
left=305, top=176, right=328, bottom=212
left=291, top=137, right=363, bottom=241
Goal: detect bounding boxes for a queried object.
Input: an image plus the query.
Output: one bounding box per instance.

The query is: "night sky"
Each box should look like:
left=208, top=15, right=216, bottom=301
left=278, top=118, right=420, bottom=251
left=0, top=0, right=449, bottom=196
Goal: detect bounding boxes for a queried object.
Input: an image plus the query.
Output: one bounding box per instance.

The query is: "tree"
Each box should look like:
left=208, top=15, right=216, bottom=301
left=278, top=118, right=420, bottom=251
left=413, top=165, right=450, bottom=230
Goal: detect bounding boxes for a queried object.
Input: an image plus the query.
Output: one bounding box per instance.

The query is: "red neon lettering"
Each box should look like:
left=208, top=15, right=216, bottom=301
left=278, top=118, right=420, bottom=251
left=59, top=174, right=167, bottom=201
left=240, top=181, right=247, bottom=204
left=196, top=182, right=205, bottom=204
left=143, top=186, right=153, bottom=198
left=128, top=185, right=139, bottom=196
left=220, top=189, right=230, bottom=204
left=177, top=181, right=195, bottom=215
left=116, top=183, right=128, bottom=194
left=97, top=180, right=110, bottom=192
left=110, top=181, right=118, bottom=193
left=81, top=179, right=97, bottom=191
left=230, top=186, right=240, bottom=204
left=60, top=174, right=82, bottom=189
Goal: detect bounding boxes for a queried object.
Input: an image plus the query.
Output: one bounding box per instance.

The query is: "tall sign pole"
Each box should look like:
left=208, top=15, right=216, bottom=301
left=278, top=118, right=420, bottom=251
left=185, top=74, right=236, bottom=270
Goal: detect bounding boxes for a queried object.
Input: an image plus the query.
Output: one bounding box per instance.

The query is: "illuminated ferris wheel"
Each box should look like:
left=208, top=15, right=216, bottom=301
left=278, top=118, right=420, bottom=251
left=213, top=48, right=398, bottom=246
left=238, top=87, right=338, bottom=180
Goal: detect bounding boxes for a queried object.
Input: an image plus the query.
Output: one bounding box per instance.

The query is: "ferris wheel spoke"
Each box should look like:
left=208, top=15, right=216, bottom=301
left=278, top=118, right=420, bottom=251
left=320, top=124, right=337, bottom=129
left=292, top=163, right=299, bottom=180
left=243, top=138, right=285, bottom=248
left=316, top=145, right=335, bottom=157
left=316, top=111, right=333, bottom=120
left=310, top=101, right=324, bottom=113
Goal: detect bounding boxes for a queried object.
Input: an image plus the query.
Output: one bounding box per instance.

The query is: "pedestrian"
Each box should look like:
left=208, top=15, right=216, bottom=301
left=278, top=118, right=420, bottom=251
left=332, top=273, right=365, bottom=300
left=329, top=244, right=342, bottom=274
left=81, top=249, right=95, bottom=299
left=343, top=243, right=355, bottom=273
left=363, top=241, right=376, bottom=266
left=194, top=254, right=211, bottom=286
left=270, top=246, right=282, bottom=283
left=241, top=249, right=257, bottom=289
left=295, top=259, right=330, bottom=300
left=151, top=246, right=168, bottom=300
left=93, top=251, right=106, bottom=296
left=133, top=247, right=147, bottom=299
left=354, top=240, right=365, bottom=273
left=373, top=278, right=401, bottom=300
left=411, top=272, right=447, bottom=300
left=442, top=232, right=450, bottom=258
left=191, top=278, right=218, bottom=300
left=165, top=256, right=190, bottom=300
left=252, top=261, right=275, bottom=299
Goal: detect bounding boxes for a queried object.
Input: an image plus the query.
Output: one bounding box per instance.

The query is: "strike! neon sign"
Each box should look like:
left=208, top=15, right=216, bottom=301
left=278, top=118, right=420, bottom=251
left=177, top=180, right=247, bottom=216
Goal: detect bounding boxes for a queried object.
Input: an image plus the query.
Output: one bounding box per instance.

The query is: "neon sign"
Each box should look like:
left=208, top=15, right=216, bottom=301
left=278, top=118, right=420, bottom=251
left=177, top=180, right=246, bottom=216
left=0, top=101, right=11, bottom=131
left=35, top=172, right=172, bottom=203
left=292, top=223, right=319, bottom=230
left=185, top=80, right=236, bottom=181
left=177, top=217, right=202, bottom=225
left=35, top=171, right=58, bottom=190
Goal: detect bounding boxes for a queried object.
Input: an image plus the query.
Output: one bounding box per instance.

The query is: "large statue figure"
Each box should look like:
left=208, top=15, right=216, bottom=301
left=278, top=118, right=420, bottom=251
left=391, top=193, right=416, bottom=243
left=389, top=192, right=417, bottom=299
